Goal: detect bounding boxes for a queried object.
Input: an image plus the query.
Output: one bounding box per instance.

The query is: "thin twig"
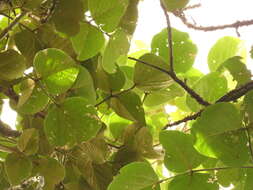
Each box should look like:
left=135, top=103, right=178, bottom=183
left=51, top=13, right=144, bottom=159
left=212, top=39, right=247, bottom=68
left=95, top=84, right=136, bottom=107
left=0, top=11, right=27, bottom=41
left=174, top=11, right=253, bottom=32
left=160, top=2, right=174, bottom=72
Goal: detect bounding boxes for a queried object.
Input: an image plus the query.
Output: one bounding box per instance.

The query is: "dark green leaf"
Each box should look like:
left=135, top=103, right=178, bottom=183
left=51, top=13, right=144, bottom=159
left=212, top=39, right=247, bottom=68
left=0, top=50, right=26, bottom=81
left=5, top=153, right=32, bottom=185
left=17, top=128, right=39, bottom=155
left=110, top=91, right=146, bottom=125
left=44, top=97, right=101, bottom=146
left=133, top=53, right=173, bottom=91
left=167, top=173, right=219, bottom=190
left=51, top=0, right=84, bottom=36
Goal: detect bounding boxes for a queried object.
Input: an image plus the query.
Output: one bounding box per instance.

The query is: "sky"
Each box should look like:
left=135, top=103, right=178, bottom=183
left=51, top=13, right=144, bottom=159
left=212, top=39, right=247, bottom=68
left=1, top=0, right=253, bottom=128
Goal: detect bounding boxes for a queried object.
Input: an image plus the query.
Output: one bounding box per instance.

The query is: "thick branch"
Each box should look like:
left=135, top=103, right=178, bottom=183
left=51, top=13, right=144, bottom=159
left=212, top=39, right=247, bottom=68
left=174, top=10, right=253, bottom=32
left=0, top=120, right=21, bottom=138
left=165, top=80, right=253, bottom=128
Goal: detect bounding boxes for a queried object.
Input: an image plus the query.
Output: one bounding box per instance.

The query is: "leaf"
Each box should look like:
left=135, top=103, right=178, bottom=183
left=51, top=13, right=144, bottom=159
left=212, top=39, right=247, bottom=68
left=108, top=162, right=159, bottom=190
left=71, top=23, right=105, bottom=61
left=4, top=153, right=32, bottom=185
left=88, top=0, right=129, bottom=33
left=110, top=91, right=146, bottom=125
left=34, top=48, right=79, bottom=95
left=17, top=128, right=39, bottom=155
left=70, top=66, right=96, bottom=105
left=151, top=28, right=197, bottom=73
left=17, top=80, right=49, bottom=114
left=96, top=63, right=126, bottom=92
left=186, top=72, right=228, bottom=112
left=160, top=130, right=205, bottom=173
left=162, top=0, right=189, bottom=11
left=216, top=168, right=243, bottom=187
left=167, top=173, right=219, bottom=190
left=102, top=29, right=130, bottom=73
left=133, top=53, right=173, bottom=91
left=119, top=0, right=139, bottom=35
left=192, top=103, right=249, bottom=166
left=144, top=84, right=184, bottom=107
left=208, top=36, right=246, bottom=72
left=221, top=56, right=251, bottom=86
left=0, top=49, right=26, bottom=81
left=14, top=29, right=43, bottom=66
left=36, top=157, right=65, bottom=189
left=44, top=97, right=102, bottom=146
left=51, top=0, right=84, bottom=36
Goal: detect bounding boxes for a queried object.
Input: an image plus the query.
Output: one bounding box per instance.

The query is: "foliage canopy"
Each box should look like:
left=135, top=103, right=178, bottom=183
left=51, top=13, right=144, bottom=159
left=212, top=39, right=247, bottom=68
left=0, top=0, right=253, bottom=189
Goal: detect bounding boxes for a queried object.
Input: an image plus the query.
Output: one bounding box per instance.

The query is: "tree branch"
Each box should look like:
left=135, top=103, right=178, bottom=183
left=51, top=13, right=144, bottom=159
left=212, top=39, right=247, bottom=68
left=173, top=10, right=253, bottom=32
left=0, top=11, right=27, bottom=41
left=128, top=57, right=210, bottom=106
left=0, top=120, right=21, bottom=138
left=164, top=80, right=253, bottom=128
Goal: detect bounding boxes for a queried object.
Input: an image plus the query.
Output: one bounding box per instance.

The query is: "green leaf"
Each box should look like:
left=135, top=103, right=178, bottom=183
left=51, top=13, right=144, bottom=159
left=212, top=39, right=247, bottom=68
left=44, top=97, right=101, bottom=146
left=34, top=48, right=79, bottom=95
left=216, top=168, right=243, bottom=187
left=110, top=91, right=146, bottom=125
left=36, top=157, right=65, bottom=189
left=97, top=63, right=126, bottom=92
left=208, top=36, right=246, bottom=72
left=51, top=0, right=84, bottom=36
left=14, top=29, right=43, bottom=66
left=151, top=28, right=197, bottom=73
left=160, top=130, right=205, bottom=173
left=192, top=103, right=249, bottom=166
left=162, top=0, right=189, bottom=11
left=167, top=173, right=219, bottom=190
left=133, top=53, right=173, bottom=91
left=102, top=29, right=130, bottom=73
left=108, top=162, right=159, bottom=190
left=119, top=0, right=139, bottom=35
left=89, top=0, right=129, bottom=32
left=4, top=153, right=32, bottom=185
left=17, top=80, right=49, bottom=114
left=186, top=72, right=228, bottom=112
left=17, top=128, right=39, bottom=155
left=71, top=23, right=105, bottom=61
left=244, top=169, right=253, bottom=190
left=71, top=66, right=96, bottom=105
left=221, top=56, right=251, bottom=86
left=0, top=49, right=26, bottom=81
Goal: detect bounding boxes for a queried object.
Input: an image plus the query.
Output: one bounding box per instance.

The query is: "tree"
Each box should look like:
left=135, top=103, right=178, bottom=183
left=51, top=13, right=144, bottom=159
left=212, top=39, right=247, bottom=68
left=0, top=0, right=253, bottom=189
